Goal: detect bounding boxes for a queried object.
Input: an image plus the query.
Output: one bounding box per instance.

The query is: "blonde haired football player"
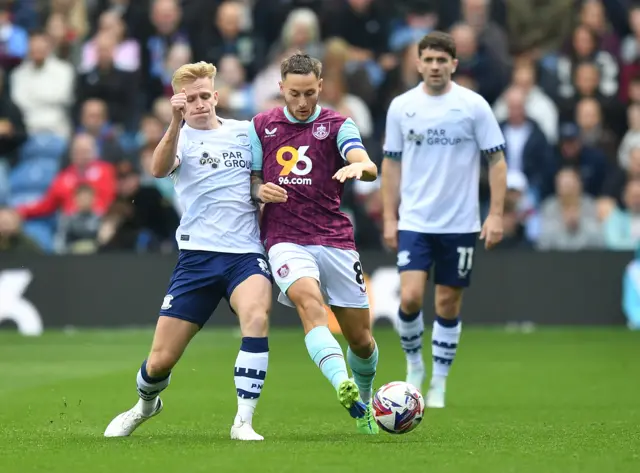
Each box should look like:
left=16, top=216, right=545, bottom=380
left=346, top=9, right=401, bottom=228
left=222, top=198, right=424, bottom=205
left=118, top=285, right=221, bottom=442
left=104, top=62, right=273, bottom=441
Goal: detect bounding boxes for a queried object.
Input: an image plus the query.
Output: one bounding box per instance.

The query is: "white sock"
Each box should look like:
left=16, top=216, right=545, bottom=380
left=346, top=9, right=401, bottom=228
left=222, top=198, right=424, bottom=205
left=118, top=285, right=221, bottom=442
left=431, top=317, right=462, bottom=379
left=234, top=337, right=269, bottom=425
left=136, top=360, right=170, bottom=416
left=397, top=309, right=424, bottom=366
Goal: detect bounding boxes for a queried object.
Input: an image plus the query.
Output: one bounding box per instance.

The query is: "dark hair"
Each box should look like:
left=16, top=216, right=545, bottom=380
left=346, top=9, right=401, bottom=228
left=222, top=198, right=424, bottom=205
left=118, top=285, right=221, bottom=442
left=280, top=52, right=323, bottom=79
left=418, top=31, right=456, bottom=58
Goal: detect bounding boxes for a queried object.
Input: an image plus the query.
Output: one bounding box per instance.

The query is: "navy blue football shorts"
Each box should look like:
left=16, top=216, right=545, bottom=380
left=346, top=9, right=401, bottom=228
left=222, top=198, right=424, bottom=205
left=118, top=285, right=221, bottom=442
left=159, top=250, right=273, bottom=327
left=396, top=231, right=479, bottom=288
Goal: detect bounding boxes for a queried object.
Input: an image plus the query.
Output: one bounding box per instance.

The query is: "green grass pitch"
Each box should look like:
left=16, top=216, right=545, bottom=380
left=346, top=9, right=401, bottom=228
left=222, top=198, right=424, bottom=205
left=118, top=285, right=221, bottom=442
left=1, top=327, right=639, bottom=473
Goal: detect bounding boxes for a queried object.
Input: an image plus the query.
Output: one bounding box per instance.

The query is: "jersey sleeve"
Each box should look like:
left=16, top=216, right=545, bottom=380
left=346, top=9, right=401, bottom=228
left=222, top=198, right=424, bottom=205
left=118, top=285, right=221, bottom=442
left=249, top=119, right=263, bottom=171
left=336, top=118, right=366, bottom=161
left=382, top=98, right=403, bottom=161
left=473, top=96, right=506, bottom=155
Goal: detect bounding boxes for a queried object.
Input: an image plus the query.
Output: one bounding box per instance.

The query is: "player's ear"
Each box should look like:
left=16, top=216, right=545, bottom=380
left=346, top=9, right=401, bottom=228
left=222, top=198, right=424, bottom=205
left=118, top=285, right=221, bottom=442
left=279, top=80, right=284, bottom=96
left=452, top=58, right=459, bottom=74
left=317, top=78, right=323, bottom=92
left=415, top=57, right=423, bottom=74
left=212, top=90, right=219, bottom=106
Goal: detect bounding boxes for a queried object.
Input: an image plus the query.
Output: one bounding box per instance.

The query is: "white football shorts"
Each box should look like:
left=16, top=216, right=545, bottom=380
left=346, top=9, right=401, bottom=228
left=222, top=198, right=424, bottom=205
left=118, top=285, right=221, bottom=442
left=268, top=242, right=370, bottom=309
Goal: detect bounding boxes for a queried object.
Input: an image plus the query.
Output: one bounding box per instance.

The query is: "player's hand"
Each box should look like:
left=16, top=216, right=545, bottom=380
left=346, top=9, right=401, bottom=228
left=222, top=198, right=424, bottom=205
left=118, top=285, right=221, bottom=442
left=383, top=219, right=398, bottom=251
left=333, top=163, right=364, bottom=183
left=480, top=213, right=503, bottom=250
left=259, top=183, right=287, bottom=203
left=170, top=88, right=187, bottom=120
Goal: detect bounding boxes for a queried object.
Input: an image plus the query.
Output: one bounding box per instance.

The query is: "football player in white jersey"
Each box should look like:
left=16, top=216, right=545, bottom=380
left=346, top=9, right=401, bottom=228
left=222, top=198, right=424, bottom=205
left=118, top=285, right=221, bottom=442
left=104, top=62, right=273, bottom=441
left=381, top=32, right=507, bottom=408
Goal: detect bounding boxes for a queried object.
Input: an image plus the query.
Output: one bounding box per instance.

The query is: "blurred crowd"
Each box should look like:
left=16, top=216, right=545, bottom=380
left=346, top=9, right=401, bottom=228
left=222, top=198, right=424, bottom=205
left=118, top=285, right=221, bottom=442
left=0, top=0, right=639, bottom=254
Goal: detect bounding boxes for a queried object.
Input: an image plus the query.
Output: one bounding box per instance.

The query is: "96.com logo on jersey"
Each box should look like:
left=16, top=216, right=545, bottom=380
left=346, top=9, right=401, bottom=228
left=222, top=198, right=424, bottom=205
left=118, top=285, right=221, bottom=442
left=276, top=145, right=313, bottom=185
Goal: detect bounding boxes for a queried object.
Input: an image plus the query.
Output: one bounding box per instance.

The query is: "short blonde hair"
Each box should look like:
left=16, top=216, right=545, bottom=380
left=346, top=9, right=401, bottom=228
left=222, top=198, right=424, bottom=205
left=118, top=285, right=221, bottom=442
left=171, top=61, right=217, bottom=92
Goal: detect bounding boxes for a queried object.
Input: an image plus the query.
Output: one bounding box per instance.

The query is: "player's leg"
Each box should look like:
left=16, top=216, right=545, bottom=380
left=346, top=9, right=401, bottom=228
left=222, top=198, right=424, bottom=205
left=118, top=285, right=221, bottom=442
left=320, top=246, right=379, bottom=434
left=226, top=254, right=273, bottom=441
left=104, top=251, right=221, bottom=437
left=426, top=233, right=478, bottom=408
left=396, top=231, right=433, bottom=392
left=269, top=243, right=363, bottom=418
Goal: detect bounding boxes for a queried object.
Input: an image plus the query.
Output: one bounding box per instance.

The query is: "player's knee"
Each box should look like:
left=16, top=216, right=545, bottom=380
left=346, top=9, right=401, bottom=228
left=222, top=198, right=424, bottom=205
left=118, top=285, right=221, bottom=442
left=295, top=297, right=326, bottom=323
left=146, top=350, right=178, bottom=377
left=288, top=282, right=325, bottom=318
left=400, top=286, right=423, bottom=314
left=435, top=288, right=463, bottom=317
left=238, top=305, right=269, bottom=337
left=347, top=330, right=375, bottom=358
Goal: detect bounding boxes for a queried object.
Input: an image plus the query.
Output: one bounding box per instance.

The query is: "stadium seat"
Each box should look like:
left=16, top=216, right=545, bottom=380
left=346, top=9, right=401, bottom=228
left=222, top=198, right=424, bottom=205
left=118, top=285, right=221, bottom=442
left=22, top=219, right=55, bottom=253
left=19, top=134, right=68, bottom=163
left=0, top=159, right=9, bottom=205
left=9, top=156, right=59, bottom=195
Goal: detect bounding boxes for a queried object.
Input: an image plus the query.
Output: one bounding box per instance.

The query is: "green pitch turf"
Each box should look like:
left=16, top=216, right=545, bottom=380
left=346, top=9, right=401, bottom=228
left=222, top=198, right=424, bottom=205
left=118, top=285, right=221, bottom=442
left=1, top=327, right=639, bottom=473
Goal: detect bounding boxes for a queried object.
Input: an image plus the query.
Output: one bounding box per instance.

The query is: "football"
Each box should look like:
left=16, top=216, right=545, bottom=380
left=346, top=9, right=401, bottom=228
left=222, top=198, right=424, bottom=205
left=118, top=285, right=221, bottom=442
left=372, top=381, right=425, bottom=434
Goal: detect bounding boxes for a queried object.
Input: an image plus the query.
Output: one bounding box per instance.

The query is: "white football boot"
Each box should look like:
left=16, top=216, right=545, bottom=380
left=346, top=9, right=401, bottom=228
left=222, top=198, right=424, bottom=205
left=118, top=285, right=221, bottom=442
left=230, top=415, right=264, bottom=441
left=104, top=398, right=163, bottom=437
left=406, top=360, right=426, bottom=394
left=425, top=377, right=446, bottom=408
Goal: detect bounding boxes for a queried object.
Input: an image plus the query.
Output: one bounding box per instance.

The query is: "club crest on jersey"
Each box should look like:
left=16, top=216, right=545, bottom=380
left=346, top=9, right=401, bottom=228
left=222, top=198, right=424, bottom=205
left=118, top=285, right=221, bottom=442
left=312, top=122, right=330, bottom=140
left=277, top=264, right=290, bottom=278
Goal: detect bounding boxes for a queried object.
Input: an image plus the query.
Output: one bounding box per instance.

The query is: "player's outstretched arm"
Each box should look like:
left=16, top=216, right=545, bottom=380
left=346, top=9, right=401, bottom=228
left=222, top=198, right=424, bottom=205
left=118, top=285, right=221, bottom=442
left=333, top=148, right=378, bottom=183
left=333, top=118, right=377, bottom=182
left=381, top=156, right=401, bottom=250
left=151, top=89, right=186, bottom=178
left=481, top=150, right=507, bottom=249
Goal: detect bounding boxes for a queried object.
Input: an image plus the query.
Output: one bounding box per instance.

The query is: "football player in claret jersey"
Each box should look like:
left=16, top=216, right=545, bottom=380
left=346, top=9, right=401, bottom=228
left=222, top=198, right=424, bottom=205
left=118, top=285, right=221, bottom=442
left=381, top=32, right=507, bottom=408
left=248, top=53, right=381, bottom=434
left=104, top=62, right=273, bottom=441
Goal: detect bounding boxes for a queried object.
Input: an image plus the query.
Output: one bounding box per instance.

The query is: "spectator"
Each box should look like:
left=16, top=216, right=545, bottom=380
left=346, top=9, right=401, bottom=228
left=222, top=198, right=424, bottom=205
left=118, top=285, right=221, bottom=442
left=497, top=198, right=533, bottom=250
left=498, top=86, right=552, bottom=197
left=460, top=0, right=510, bottom=73
left=54, top=184, right=101, bottom=254
left=17, top=133, right=117, bottom=220
left=449, top=22, right=507, bottom=104
left=538, top=168, right=603, bottom=250
left=603, top=180, right=640, bottom=251
left=321, top=0, right=390, bottom=68
left=556, top=24, right=619, bottom=102
left=45, top=12, right=76, bottom=61
left=75, top=33, right=138, bottom=129
left=0, top=206, right=41, bottom=252
left=195, top=0, right=263, bottom=80
left=493, top=61, right=559, bottom=144
left=144, top=0, right=190, bottom=107
left=575, top=96, right=618, bottom=162
left=0, top=67, right=27, bottom=167
left=320, top=71, right=373, bottom=138
left=580, top=0, right=620, bottom=59
left=79, top=10, right=140, bottom=73
left=215, top=54, right=255, bottom=120
left=77, top=98, right=127, bottom=164
left=10, top=30, right=75, bottom=139
left=266, top=7, right=323, bottom=66
left=617, top=103, right=640, bottom=169
left=545, top=122, right=608, bottom=198
left=0, top=2, right=29, bottom=71
left=601, top=146, right=640, bottom=212
left=98, top=165, right=179, bottom=252
left=558, top=61, right=625, bottom=137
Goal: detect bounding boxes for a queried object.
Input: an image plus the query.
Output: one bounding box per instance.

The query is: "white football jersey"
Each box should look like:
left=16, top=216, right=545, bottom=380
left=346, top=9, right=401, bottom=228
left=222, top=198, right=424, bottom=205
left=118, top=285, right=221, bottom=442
left=383, top=82, right=505, bottom=234
left=170, top=119, right=264, bottom=254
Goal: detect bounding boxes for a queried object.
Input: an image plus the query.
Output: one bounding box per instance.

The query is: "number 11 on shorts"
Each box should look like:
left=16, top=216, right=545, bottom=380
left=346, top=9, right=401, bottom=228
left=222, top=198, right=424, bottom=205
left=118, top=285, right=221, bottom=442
left=456, top=247, right=474, bottom=278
